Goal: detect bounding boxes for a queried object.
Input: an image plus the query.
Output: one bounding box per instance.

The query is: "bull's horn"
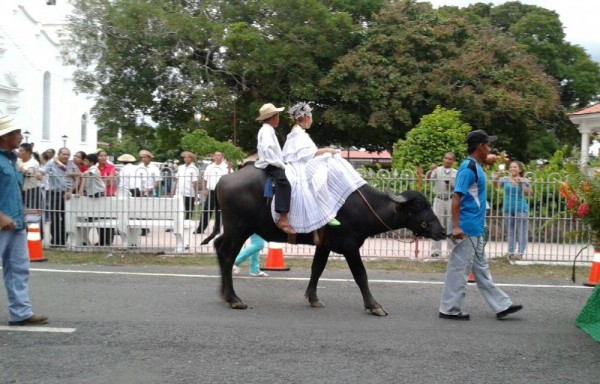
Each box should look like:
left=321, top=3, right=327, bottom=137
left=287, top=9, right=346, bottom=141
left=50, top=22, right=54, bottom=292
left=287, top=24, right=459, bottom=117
left=385, top=187, right=407, bottom=203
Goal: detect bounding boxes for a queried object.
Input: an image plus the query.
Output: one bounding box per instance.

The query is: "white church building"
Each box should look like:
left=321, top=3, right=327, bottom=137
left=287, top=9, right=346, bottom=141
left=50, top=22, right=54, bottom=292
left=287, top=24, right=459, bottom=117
left=0, top=0, right=97, bottom=154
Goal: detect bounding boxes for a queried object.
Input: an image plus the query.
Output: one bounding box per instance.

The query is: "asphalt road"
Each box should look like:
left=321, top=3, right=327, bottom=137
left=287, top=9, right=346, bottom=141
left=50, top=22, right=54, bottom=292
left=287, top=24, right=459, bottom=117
left=0, top=264, right=598, bottom=384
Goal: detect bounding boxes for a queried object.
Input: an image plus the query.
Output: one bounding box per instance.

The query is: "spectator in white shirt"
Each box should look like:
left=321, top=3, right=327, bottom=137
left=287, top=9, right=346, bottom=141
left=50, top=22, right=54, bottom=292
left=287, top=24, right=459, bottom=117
left=117, top=153, right=140, bottom=195
left=171, top=151, right=199, bottom=220
left=196, top=151, right=229, bottom=236
left=254, top=103, right=295, bottom=235
left=137, top=150, right=161, bottom=197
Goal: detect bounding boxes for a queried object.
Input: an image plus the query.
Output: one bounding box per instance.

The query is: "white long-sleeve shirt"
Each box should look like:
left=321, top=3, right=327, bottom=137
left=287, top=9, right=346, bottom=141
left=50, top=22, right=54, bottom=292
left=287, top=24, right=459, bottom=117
left=254, top=123, right=286, bottom=170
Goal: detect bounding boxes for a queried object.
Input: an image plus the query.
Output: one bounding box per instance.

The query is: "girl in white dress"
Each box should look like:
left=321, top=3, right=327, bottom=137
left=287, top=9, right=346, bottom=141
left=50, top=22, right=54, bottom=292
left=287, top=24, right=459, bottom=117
left=282, top=102, right=366, bottom=233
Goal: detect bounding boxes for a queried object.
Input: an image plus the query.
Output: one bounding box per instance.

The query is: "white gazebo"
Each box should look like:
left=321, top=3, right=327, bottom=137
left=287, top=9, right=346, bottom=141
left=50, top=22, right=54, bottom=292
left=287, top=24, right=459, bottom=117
left=569, top=103, right=600, bottom=167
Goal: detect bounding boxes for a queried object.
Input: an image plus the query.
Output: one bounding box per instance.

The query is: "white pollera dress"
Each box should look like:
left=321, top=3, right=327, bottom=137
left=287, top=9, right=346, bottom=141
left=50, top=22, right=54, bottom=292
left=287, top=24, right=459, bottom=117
left=280, top=125, right=366, bottom=233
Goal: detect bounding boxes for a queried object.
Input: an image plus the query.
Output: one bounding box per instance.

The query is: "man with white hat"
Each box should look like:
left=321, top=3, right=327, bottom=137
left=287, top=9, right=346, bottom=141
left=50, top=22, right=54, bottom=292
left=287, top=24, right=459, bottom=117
left=254, top=103, right=295, bottom=234
left=117, top=153, right=140, bottom=194
left=137, top=150, right=161, bottom=197
left=0, top=115, right=48, bottom=326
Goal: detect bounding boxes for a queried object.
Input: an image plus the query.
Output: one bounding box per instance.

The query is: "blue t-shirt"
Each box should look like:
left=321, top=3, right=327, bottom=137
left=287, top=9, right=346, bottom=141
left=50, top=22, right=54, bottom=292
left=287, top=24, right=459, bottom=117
left=453, top=157, right=486, bottom=236
left=0, top=150, right=25, bottom=230
left=499, top=177, right=529, bottom=214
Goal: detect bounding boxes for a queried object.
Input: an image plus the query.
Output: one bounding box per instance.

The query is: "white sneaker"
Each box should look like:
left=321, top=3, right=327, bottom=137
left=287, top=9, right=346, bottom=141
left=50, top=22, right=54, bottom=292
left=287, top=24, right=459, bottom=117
left=232, top=265, right=240, bottom=275
left=249, top=271, right=269, bottom=277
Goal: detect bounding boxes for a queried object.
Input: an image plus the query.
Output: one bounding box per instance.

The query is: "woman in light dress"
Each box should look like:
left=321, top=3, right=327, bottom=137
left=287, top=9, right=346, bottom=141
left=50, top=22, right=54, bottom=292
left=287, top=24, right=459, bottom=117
left=281, top=102, right=366, bottom=233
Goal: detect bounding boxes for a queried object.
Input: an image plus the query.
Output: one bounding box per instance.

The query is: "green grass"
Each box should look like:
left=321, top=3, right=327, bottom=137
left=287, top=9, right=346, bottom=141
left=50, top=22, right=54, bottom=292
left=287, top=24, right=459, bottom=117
left=41, top=250, right=589, bottom=281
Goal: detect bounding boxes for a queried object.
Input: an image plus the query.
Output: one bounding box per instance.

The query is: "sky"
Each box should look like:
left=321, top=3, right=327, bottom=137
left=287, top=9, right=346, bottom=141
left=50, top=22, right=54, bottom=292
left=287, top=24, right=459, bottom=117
left=423, top=0, right=600, bottom=62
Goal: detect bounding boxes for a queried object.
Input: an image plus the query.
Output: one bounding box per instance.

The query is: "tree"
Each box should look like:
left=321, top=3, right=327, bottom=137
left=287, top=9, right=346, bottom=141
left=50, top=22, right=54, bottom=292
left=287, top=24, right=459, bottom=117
left=64, top=0, right=370, bottom=154
left=392, top=106, right=471, bottom=170
left=322, top=0, right=560, bottom=160
left=180, top=129, right=246, bottom=166
left=460, top=1, right=600, bottom=153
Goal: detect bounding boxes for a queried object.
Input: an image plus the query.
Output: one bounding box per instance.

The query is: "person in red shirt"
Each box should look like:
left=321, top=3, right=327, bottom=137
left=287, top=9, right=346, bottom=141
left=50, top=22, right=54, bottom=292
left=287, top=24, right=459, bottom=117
left=96, top=150, right=117, bottom=245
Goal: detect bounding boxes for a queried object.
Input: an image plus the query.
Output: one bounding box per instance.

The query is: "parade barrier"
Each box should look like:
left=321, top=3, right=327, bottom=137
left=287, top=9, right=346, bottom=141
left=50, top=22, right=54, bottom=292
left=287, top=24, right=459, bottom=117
left=65, top=195, right=191, bottom=253
left=262, top=242, right=290, bottom=271
left=27, top=222, right=47, bottom=262
left=584, top=250, right=600, bottom=287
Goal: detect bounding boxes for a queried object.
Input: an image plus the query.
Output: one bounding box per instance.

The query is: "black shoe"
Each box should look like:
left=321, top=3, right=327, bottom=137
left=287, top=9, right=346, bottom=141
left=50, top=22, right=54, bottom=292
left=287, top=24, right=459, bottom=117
left=496, top=304, right=523, bottom=319
left=439, top=312, right=470, bottom=320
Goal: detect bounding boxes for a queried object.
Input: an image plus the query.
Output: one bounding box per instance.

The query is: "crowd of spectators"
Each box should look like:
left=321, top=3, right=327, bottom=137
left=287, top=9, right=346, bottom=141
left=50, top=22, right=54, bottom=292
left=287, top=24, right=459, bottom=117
left=13, top=146, right=223, bottom=248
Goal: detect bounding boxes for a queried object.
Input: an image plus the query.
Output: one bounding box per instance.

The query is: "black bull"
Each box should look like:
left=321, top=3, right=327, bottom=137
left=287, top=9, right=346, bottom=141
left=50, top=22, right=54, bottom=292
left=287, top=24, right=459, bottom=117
left=209, top=165, right=445, bottom=316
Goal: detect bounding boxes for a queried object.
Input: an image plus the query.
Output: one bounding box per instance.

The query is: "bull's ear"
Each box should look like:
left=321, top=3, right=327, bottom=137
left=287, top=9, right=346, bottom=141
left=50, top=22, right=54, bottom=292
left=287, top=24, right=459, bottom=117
left=385, top=187, right=407, bottom=203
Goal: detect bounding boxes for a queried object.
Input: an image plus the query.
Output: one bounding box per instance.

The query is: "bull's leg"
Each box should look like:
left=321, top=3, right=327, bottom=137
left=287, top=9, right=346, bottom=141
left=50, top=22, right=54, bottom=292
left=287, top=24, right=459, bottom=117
left=215, top=234, right=247, bottom=309
left=344, top=249, right=388, bottom=316
left=305, top=246, right=331, bottom=308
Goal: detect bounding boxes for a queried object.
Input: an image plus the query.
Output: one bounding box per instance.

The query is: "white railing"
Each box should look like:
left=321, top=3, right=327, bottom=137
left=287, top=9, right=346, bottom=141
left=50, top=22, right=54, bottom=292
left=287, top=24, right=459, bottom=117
left=30, top=170, right=593, bottom=263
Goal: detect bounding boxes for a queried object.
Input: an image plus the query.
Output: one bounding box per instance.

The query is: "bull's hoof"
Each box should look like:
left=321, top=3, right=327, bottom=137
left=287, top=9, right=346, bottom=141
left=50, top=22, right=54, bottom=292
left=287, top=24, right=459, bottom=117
left=309, top=300, right=324, bottom=308
left=229, top=301, right=248, bottom=310
left=366, top=307, right=388, bottom=316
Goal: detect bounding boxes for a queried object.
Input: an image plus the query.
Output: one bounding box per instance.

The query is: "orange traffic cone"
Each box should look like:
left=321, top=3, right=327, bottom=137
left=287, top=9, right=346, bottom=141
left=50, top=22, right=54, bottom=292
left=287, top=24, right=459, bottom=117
left=261, top=242, right=290, bottom=271
left=584, top=250, right=600, bottom=287
left=27, top=222, right=47, bottom=262
left=468, top=271, right=475, bottom=283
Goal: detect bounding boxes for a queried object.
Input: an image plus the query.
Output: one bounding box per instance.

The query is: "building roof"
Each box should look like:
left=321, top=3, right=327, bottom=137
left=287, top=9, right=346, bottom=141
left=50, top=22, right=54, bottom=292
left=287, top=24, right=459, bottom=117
left=345, top=150, right=392, bottom=160
left=571, top=103, right=600, bottom=116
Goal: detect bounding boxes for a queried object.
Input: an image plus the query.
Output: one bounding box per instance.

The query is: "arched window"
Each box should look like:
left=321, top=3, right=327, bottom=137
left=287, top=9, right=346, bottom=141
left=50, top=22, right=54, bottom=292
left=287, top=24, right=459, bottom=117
left=42, top=72, right=51, bottom=140
left=81, top=113, right=88, bottom=142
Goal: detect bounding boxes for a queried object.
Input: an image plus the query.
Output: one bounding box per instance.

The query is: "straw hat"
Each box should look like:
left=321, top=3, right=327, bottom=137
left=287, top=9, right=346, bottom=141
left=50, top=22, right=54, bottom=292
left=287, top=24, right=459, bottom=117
left=117, top=153, right=136, bottom=163
left=180, top=151, right=196, bottom=160
left=255, top=103, right=284, bottom=122
left=0, top=115, right=20, bottom=137
left=139, top=149, right=154, bottom=158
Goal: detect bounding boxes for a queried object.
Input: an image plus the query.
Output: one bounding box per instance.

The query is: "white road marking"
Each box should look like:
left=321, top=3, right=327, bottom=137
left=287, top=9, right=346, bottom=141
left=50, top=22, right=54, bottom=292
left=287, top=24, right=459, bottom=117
left=30, top=267, right=593, bottom=289
left=0, top=325, right=76, bottom=333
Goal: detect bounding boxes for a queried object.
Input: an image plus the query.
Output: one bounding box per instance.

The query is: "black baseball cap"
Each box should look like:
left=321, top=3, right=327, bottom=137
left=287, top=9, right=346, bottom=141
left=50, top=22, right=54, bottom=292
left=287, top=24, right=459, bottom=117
left=466, top=130, right=497, bottom=146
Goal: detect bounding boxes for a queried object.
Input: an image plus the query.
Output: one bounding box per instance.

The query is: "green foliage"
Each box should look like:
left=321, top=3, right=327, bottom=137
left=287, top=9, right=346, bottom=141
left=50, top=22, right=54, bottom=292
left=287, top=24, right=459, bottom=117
left=64, top=0, right=596, bottom=161
left=65, top=0, right=365, bottom=154
left=180, top=129, right=246, bottom=166
left=464, top=1, right=600, bottom=151
left=392, top=106, right=471, bottom=170
left=322, top=0, right=560, bottom=159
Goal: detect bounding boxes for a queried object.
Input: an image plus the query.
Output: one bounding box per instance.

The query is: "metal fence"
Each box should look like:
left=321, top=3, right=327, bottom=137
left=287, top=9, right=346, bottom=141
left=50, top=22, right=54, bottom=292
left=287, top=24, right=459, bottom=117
left=28, top=169, right=593, bottom=264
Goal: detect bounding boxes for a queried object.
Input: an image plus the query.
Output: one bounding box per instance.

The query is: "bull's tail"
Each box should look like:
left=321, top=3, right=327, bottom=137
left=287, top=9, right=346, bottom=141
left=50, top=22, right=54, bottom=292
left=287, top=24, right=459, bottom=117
left=200, top=189, right=221, bottom=246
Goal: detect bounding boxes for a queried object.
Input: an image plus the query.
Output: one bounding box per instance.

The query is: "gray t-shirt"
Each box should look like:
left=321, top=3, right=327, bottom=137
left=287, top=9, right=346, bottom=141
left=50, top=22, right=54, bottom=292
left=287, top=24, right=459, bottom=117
left=429, top=166, right=457, bottom=199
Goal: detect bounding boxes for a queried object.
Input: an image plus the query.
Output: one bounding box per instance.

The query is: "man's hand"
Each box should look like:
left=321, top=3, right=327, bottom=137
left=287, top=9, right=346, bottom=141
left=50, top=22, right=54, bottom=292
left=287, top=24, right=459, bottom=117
left=0, top=214, right=16, bottom=231
left=451, top=226, right=464, bottom=240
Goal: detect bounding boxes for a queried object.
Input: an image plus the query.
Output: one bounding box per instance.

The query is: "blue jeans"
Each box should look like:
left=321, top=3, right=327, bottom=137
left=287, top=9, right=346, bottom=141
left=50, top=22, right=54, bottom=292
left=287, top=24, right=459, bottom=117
left=235, top=234, right=265, bottom=275
left=1, top=229, right=33, bottom=322
left=439, top=235, right=512, bottom=315
left=505, top=211, right=528, bottom=254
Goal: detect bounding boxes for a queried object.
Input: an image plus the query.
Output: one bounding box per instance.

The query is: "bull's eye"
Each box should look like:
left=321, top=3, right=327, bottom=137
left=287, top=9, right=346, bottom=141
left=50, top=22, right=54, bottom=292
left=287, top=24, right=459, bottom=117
left=421, top=221, right=427, bottom=229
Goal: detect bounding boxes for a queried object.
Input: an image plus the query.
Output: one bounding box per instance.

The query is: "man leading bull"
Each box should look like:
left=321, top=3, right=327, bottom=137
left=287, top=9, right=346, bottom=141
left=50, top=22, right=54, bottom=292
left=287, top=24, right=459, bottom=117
left=439, top=130, right=523, bottom=321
